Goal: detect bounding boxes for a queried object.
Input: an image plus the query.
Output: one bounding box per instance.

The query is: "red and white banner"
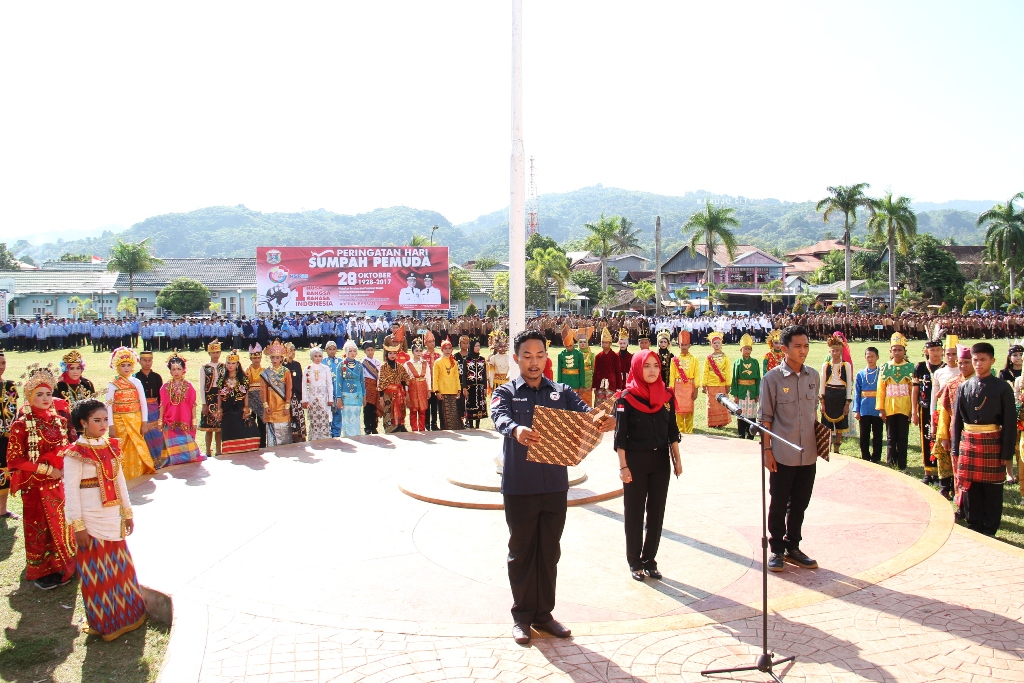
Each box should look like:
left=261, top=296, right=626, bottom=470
left=255, top=246, right=450, bottom=313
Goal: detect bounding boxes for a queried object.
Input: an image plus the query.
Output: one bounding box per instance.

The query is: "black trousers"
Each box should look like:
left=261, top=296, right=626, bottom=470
left=966, top=482, right=1004, bottom=536
left=504, top=491, right=567, bottom=626
left=428, top=394, right=440, bottom=430
left=768, top=462, right=816, bottom=555
left=622, top=449, right=671, bottom=571
left=363, top=403, right=378, bottom=434
left=738, top=417, right=755, bottom=440
left=886, top=414, right=910, bottom=470
left=859, top=415, right=883, bottom=462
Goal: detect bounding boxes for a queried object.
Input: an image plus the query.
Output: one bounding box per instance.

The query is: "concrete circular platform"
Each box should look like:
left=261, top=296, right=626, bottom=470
left=128, top=429, right=951, bottom=645
left=445, top=461, right=587, bottom=492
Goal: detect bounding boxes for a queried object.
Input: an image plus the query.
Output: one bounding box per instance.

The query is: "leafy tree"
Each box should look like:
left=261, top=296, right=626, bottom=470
left=632, top=280, right=656, bottom=315
left=0, top=244, right=20, bottom=271
left=485, top=306, right=498, bottom=319
left=583, top=214, right=619, bottom=291
left=682, top=200, right=740, bottom=288
left=911, top=234, right=965, bottom=306
left=108, top=238, right=163, bottom=300
left=493, top=272, right=509, bottom=311
left=530, top=248, right=570, bottom=313
left=868, top=192, right=917, bottom=309
left=963, top=279, right=983, bottom=310
left=978, top=192, right=1024, bottom=304
left=613, top=217, right=643, bottom=255
left=209, top=301, right=222, bottom=313
left=474, top=257, right=500, bottom=271
left=118, top=297, right=139, bottom=315
left=448, top=266, right=475, bottom=303
left=707, top=283, right=727, bottom=311
left=408, top=235, right=430, bottom=247
left=67, top=296, right=94, bottom=319
left=759, top=279, right=783, bottom=314
left=526, top=233, right=562, bottom=258
left=59, top=253, right=92, bottom=262
left=465, top=302, right=478, bottom=316
left=569, top=269, right=601, bottom=304
left=156, top=278, right=211, bottom=314
left=816, top=183, right=874, bottom=298
left=811, top=250, right=846, bottom=285
left=835, top=289, right=858, bottom=313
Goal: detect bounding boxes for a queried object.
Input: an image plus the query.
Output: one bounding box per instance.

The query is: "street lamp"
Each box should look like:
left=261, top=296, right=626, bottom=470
left=237, top=288, right=243, bottom=316
left=430, top=225, right=439, bottom=246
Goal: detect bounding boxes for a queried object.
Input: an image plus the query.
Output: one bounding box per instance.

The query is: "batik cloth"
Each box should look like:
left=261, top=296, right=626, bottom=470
left=440, top=394, right=463, bottom=430
left=76, top=535, right=147, bottom=641
left=307, top=400, right=331, bottom=441
left=159, top=427, right=205, bottom=466
left=380, top=386, right=406, bottom=433
left=289, top=396, right=307, bottom=443
left=706, top=386, right=732, bottom=427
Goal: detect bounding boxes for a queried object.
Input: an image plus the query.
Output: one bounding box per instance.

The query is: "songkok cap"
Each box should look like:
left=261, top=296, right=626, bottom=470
left=958, top=345, right=972, bottom=360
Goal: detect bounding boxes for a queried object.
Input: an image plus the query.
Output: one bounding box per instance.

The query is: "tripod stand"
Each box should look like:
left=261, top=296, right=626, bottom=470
left=701, top=401, right=803, bottom=683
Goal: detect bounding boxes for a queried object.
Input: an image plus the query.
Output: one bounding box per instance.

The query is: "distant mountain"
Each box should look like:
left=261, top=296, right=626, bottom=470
left=17, top=187, right=990, bottom=265
left=912, top=200, right=996, bottom=213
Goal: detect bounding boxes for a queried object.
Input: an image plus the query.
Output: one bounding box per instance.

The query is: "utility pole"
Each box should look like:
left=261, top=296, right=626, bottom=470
left=654, top=215, right=662, bottom=316
left=509, top=0, right=526, bottom=358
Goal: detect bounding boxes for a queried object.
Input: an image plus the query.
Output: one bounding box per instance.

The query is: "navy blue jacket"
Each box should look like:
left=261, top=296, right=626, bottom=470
left=491, top=375, right=591, bottom=495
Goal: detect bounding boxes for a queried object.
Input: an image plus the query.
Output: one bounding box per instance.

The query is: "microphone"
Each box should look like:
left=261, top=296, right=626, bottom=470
left=716, top=393, right=742, bottom=415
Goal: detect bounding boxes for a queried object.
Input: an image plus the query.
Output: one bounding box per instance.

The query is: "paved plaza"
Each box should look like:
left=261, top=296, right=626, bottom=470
left=127, top=431, right=1024, bottom=683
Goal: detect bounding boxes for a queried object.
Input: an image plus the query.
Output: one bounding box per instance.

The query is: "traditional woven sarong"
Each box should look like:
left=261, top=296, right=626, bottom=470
left=21, top=481, right=75, bottom=581
left=341, top=406, right=362, bottom=437
left=143, top=398, right=162, bottom=464
left=440, top=394, right=463, bottom=430
left=76, top=535, right=146, bottom=641
left=380, top=385, right=406, bottom=433
left=160, top=427, right=206, bottom=465
left=113, top=411, right=155, bottom=481
left=957, top=427, right=1007, bottom=487
left=307, top=400, right=332, bottom=441
left=266, top=422, right=292, bottom=447
left=289, top=397, right=307, bottom=443
left=821, top=385, right=849, bottom=434
left=738, top=397, right=758, bottom=420
left=706, top=386, right=731, bottom=427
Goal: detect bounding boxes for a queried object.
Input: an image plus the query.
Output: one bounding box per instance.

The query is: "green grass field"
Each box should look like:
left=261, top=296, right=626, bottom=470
left=0, top=338, right=1022, bottom=680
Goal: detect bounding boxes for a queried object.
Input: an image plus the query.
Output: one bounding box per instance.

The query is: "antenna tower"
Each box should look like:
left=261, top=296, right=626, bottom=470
left=527, top=156, right=539, bottom=235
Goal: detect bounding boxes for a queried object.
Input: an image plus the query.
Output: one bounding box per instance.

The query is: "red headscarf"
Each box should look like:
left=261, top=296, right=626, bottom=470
left=622, top=349, right=673, bottom=414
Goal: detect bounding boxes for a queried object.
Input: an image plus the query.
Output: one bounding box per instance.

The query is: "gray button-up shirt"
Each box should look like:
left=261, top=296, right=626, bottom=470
left=758, top=361, right=820, bottom=467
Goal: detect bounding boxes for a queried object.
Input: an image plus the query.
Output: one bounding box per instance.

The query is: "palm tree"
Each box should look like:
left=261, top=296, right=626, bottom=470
left=868, top=191, right=918, bottom=310
left=408, top=234, right=430, bottom=247
left=978, top=192, right=1024, bottom=304
left=583, top=214, right=619, bottom=291
left=107, top=238, right=163, bottom=301
left=835, top=289, right=858, bottom=313
left=67, top=296, right=94, bottom=319
left=896, top=287, right=922, bottom=311
left=816, top=183, right=874, bottom=299
left=613, top=216, right=643, bottom=256
left=759, top=279, right=784, bottom=314
left=963, top=279, right=984, bottom=310
left=682, top=200, right=740, bottom=292
left=707, top=283, right=727, bottom=312
left=631, top=281, right=656, bottom=315
left=796, top=293, right=817, bottom=313
left=530, top=247, right=570, bottom=313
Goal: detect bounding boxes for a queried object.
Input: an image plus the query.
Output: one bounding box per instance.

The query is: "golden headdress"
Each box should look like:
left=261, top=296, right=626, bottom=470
left=766, top=329, right=781, bottom=348
left=60, top=350, right=85, bottom=373
left=22, top=363, right=58, bottom=399
left=266, top=339, right=287, bottom=357
left=227, top=349, right=242, bottom=363
left=410, top=337, right=424, bottom=352
left=618, top=327, right=629, bottom=341
left=109, top=346, right=139, bottom=370
left=207, top=338, right=222, bottom=353
left=890, top=332, right=908, bottom=348
left=708, top=331, right=724, bottom=343
left=490, top=330, right=508, bottom=351
left=166, top=352, right=187, bottom=369
left=944, top=334, right=959, bottom=350
left=601, top=326, right=613, bottom=343
left=739, top=333, right=754, bottom=349
left=657, top=329, right=671, bottom=343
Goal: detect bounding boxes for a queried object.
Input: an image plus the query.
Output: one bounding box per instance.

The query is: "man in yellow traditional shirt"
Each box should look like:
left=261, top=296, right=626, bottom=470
left=701, top=331, right=732, bottom=428
left=669, top=330, right=701, bottom=433
left=876, top=332, right=914, bottom=471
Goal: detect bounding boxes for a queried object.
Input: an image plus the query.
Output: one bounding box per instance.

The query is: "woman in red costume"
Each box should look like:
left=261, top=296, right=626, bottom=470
left=8, top=364, right=77, bottom=589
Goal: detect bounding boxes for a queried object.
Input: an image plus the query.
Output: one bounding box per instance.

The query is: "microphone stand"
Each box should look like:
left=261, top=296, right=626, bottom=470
left=701, top=402, right=803, bottom=683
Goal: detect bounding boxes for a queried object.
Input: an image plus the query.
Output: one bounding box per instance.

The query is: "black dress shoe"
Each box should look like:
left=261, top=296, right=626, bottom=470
left=631, top=569, right=645, bottom=581
left=768, top=553, right=784, bottom=572
left=512, top=623, right=531, bottom=645
left=644, top=568, right=662, bottom=580
left=784, top=547, right=818, bottom=569
left=534, top=618, right=572, bottom=638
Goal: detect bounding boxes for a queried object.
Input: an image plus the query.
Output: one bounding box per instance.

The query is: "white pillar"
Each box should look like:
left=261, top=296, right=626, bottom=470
left=509, top=0, right=526, bottom=358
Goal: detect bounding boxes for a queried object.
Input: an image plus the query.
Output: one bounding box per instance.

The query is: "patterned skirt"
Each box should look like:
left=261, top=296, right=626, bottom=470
left=113, top=411, right=156, bottom=481
left=266, top=421, right=293, bottom=448
left=341, top=405, right=362, bottom=438
left=380, top=386, right=407, bottom=433
left=440, top=394, right=463, bottom=430
left=307, top=400, right=332, bottom=442
left=706, top=386, right=732, bottom=428
left=21, top=482, right=75, bottom=581
left=821, top=385, right=849, bottom=433
left=157, top=427, right=205, bottom=467
left=290, top=397, right=307, bottom=442
left=957, top=429, right=1007, bottom=487
left=76, top=535, right=147, bottom=641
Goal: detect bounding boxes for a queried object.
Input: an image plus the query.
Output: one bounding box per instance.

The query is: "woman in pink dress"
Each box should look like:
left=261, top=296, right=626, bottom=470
left=156, top=353, right=204, bottom=467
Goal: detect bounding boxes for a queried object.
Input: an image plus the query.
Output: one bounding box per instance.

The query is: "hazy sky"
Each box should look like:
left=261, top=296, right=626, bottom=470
left=1, top=1, right=1021, bottom=240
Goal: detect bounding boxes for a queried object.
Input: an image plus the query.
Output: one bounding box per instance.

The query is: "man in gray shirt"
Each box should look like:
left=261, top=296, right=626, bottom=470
left=757, top=325, right=821, bottom=572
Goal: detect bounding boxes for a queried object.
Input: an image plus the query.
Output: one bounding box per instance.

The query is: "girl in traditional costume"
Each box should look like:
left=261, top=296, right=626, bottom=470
left=337, top=341, right=365, bottom=437
left=433, top=340, right=463, bottom=430
left=106, top=347, right=156, bottom=480
left=404, top=338, right=431, bottom=432
left=7, top=364, right=77, bottom=589
left=218, top=350, right=261, bottom=454
left=156, top=353, right=204, bottom=466
left=0, top=350, right=20, bottom=521
left=261, top=340, right=293, bottom=447
left=284, top=342, right=307, bottom=443
left=820, top=333, right=853, bottom=453
left=55, top=350, right=95, bottom=412
left=668, top=331, right=699, bottom=434
left=303, top=346, right=334, bottom=441
left=63, top=398, right=147, bottom=640
left=378, top=341, right=410, bottom=433
left=245, top=344, right=267, bottom=448
left=199, top=339, right=225, bottom=457
left=701, top=331, right=732, bottom=428
left=486, top=331, right=510, bottom=396
left=464, top=340, right=488, bottom=428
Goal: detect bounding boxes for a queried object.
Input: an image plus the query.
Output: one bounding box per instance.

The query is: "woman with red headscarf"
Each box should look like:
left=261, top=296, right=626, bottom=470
left=614, top=349, right=683, bottom=582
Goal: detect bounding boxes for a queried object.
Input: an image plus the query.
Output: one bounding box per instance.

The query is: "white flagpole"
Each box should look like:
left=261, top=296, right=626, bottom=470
left=509, top=0, right=526, bottom=368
